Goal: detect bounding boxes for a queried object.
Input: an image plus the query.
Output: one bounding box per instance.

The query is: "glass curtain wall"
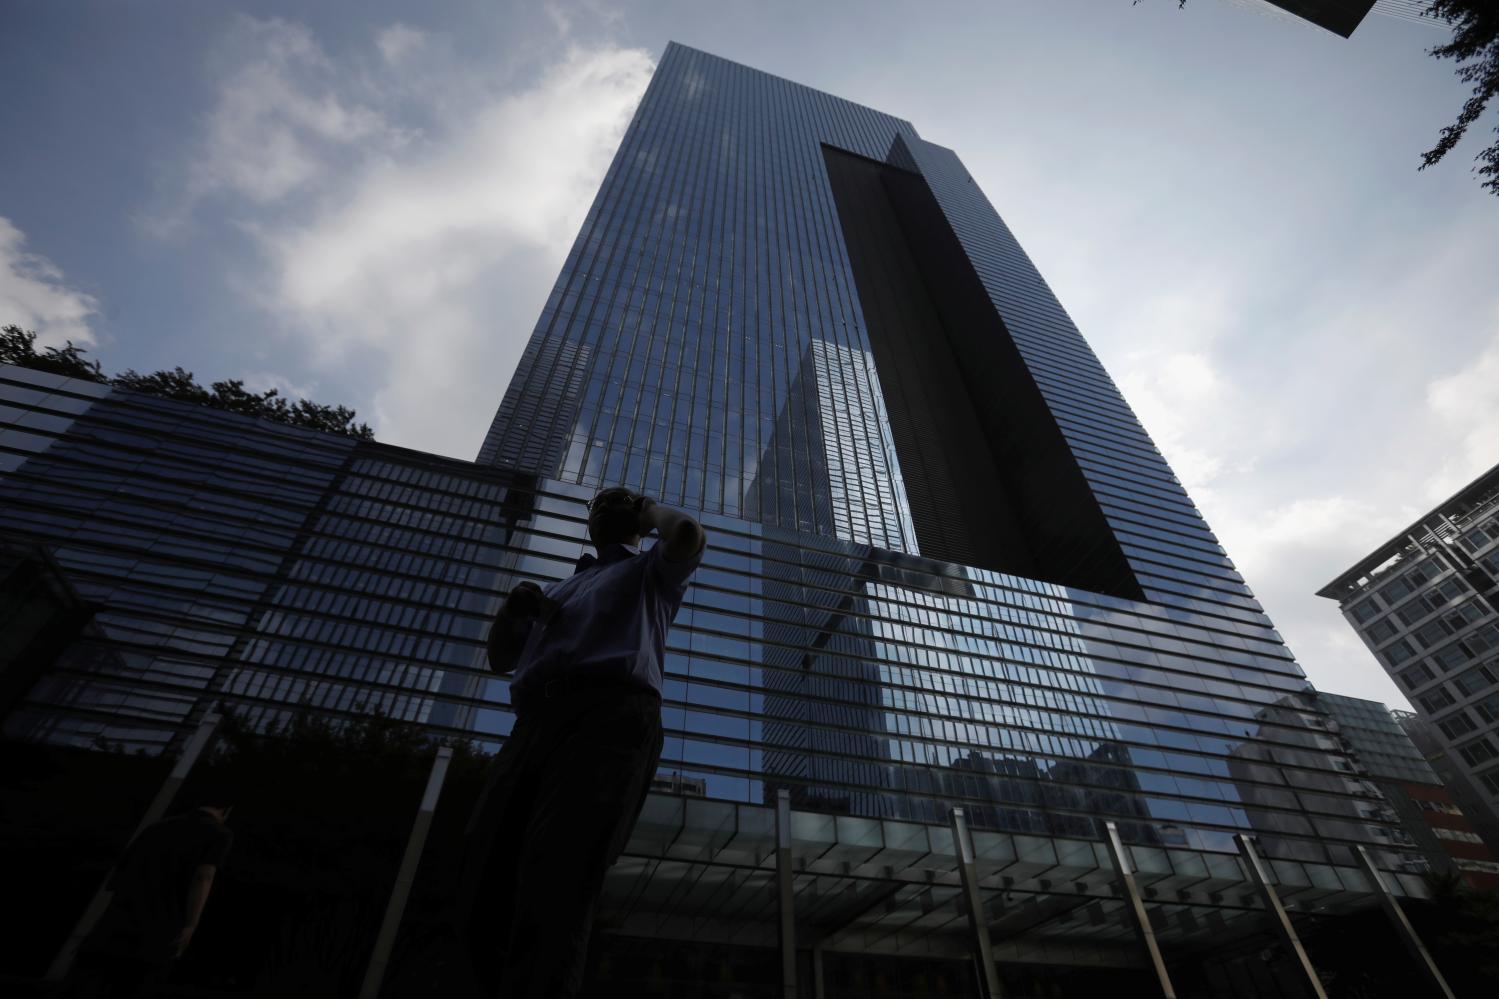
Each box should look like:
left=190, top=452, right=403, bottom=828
left=1, top=366, right=1419, bottom=870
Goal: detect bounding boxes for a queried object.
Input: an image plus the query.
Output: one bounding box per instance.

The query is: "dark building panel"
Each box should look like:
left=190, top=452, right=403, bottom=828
left=821, top=144, right=1143, bottom=600
left=1264, top=0, right=1377, bottom=37
left=0, top=542, right=98, bottom=718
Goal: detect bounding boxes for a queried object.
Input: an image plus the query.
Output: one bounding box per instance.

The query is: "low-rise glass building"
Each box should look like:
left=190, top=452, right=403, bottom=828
left=1318, top=691, right=1499, bottom=890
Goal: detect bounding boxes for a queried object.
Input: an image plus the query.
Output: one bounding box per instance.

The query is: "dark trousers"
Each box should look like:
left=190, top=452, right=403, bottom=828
left=457, top=687, right=663, bottom=998
left=67, top=907, right=172, bottom=999
left=65, top=950, right=167, bottom=999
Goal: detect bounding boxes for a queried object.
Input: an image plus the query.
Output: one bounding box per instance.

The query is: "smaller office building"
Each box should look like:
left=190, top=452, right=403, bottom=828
left=1320, top=464, right=1499, bottom=865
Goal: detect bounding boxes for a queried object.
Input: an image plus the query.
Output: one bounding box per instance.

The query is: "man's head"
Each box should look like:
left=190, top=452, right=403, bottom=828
left=184, top=781, right=237, bottom=821
left=588, top=486, right=645, bottom=548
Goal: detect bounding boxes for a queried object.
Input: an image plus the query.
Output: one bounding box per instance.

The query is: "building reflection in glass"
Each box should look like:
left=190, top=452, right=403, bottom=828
left=1228, top=692, right=1415, bottom=867
left=752, top=503, right=1188, bottom=847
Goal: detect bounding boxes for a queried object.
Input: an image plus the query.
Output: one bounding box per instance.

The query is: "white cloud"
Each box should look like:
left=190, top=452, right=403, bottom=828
left=375, top=24, right=426, bottom=66
left=544, top=1, right=575, bottom=38
left=1209, top=494, right=1419, bottom=705
left=241, top=370, right=319, bottom=401
left=1107, top=276, right=1283, bottom=505
left=1424, top=335, right=1499, bottom=501
left=265, top=42, right=652, bottom=455
left=1119, top=350, right=1237, bottom=490
left=151, top=17, right=405, bottom=233
left=171, top=17, right=653, bottom=456
left=0, top=217, right=100, bottom=347
left=1030, top=182, right=1499, bottom=708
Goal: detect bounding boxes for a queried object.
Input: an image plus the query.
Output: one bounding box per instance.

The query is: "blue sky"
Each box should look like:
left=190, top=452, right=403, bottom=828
left=4, top=0, right=1496, bottom=708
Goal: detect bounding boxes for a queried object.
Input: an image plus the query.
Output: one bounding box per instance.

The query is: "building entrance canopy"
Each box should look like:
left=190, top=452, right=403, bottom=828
left=603, top=791, right=1422, bottom=969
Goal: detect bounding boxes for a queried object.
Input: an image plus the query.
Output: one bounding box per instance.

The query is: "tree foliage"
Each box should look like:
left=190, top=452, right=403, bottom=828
left=1415, top=870, right=1499, bottom=989
left=2, top=324, right=374, bottom=440
left=1420, top=1, right=1499, bottom=195
left=0, top=324, right=106, bottom=382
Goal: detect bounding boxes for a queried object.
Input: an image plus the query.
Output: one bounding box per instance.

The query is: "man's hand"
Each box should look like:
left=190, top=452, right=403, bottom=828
left=636, top=497, right=706, bottom=563
left=502, top=581, right=554, bottom=622
left=635, top=497, right=659, bottom=537
left=179, top=864, right=216, bottom=957
left=488, top=583, right=544, bottom=674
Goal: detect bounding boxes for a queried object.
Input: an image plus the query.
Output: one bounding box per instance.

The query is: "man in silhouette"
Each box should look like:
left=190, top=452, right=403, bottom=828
left=70, top=792, right=234, bottom=998
left=459, top=486, right=706, bottom=997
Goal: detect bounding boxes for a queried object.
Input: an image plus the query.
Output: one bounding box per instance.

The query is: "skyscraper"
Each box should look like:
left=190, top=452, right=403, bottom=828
left=472, top=42, right=1434, bottom=987
left=482, top=45, right=1239, bottom=611
left=1, top=43, right=1454, bottom=995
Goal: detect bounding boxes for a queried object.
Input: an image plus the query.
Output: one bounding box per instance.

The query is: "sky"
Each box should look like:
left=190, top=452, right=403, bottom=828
left=3, top=0, right=1496, bottom=709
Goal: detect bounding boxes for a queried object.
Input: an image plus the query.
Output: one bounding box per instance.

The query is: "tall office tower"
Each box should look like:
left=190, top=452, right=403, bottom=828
left=484, top=44, right=1211, bottom=606
left=473, top=43, right=1436, bottom=986
left=1320, top=463, right=1499, bottom=852
left=1318, top=691, right=1499, bottom=890
left=0, top=43, right=1456, bottom=995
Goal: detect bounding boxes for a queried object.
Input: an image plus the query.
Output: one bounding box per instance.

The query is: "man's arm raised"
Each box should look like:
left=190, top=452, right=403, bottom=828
left=638, top=500, right=706, bottom=563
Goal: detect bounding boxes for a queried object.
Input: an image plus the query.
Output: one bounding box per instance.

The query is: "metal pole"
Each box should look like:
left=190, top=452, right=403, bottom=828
left=775, top=788, right=798, bottom=999
left=46, top=711, right=224, bottom=981
left=1235, top=834, right=1327, bottom=999
left=1102, top=821, right=1176, bottom=998
left=1354, top=846, right=1456, bottom=999
left=812, top=941, right=826, bottom=999
left=950, top=807, right=1003, bottom=999
left=359, top=745, right=454, bottom=999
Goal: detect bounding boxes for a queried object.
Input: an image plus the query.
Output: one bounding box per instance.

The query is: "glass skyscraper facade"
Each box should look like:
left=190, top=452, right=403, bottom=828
left=477, top=42, right=1401, bottom=858
left=2, top=42, right=1446, bottom=992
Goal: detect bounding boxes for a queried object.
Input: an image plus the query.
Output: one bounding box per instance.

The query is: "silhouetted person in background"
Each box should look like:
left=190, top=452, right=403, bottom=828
left=458, top=486, right=705, bottom=997
left=68, top=793, right=234, bottom=998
